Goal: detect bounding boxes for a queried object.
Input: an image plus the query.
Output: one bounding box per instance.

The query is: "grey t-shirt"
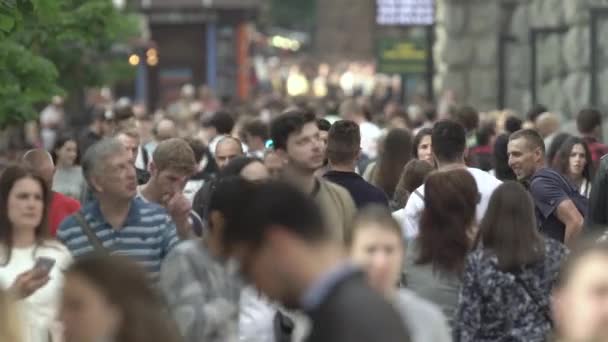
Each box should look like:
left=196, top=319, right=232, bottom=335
left=394, top=289, right=452, bottom=342
left=52, top=166, right=86, bottom=202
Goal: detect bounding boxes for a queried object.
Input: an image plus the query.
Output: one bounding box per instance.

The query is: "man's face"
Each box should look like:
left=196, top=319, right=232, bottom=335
left=93, top=148, right=137, bottom=200
left=554, top=253, right=608, bottom=341
left=264, top=153, right=284, bottom=179
left=507, top=137, right=541, bottom=180
left=116, top=134, right=139, bottom=165
left=215, top=139, right=243, bottom=169
left=285, top=122, right=324, bottom=173
left=152, top=167, right=190, bottom=205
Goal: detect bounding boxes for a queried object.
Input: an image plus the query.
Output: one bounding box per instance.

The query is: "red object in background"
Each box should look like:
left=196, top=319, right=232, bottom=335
left=49, top=192, right=81, bottom=236
left=236, top=22, right=250, bottom=100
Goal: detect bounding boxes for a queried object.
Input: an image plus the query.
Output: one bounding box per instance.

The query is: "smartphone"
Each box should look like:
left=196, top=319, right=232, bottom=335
left=34, top=257, right=56, bottom=274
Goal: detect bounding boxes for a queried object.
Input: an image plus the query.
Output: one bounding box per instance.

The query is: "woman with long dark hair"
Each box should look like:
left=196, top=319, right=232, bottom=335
left=554, top=136, right=594, bottom=198
left=413, top=128, right=433, bottom=165
left=61, top=255, right=181, bottom=342
left=51, top=135, right=86, bottom=202
left=405, top=168, right=478, bottom=323
left=366, top=128, right=413, bottom=199
left=454, top=182, right=567, bottom=341
left=0, top=165, right=72, bottom=342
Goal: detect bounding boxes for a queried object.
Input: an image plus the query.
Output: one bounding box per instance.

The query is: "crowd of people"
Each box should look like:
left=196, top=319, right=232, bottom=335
left=1, top=85, right=608, bottom=342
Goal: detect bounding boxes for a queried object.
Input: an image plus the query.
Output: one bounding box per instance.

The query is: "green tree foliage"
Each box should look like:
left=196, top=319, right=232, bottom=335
left=0, top=0, right=139, bottom=127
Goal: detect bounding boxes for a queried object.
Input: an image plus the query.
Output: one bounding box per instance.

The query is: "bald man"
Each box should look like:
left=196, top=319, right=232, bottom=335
left=535, top=112, right=561, bottom=149
left=22, top=149, right=81, bottom=236
left=214, top=136, right=244, bottom=169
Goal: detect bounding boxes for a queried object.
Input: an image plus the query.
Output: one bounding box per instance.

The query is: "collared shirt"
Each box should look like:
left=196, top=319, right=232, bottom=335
left=300, top=263, right=359, bottom=312
left=57, top=197, right=179, bottom=283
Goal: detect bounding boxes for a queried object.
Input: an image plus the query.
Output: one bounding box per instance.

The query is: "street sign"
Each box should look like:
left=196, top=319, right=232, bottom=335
left=376, top=0, right=435, bottom=26
left=376, top=37, right=427, bottom=74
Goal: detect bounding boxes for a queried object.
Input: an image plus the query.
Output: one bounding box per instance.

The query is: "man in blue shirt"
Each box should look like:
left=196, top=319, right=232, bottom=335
left=323, top=120, right=388, bottom=208
left=508, top=129, right=585, bottom=244
left=58, top=138, right=183, bottom=282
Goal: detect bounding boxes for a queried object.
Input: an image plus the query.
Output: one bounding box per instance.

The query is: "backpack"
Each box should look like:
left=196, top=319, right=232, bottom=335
left=530, top=168, right=588, bottom=227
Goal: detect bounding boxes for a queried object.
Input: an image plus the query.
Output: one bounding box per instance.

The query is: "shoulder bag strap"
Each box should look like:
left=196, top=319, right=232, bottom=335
left=514, top=274, right=553, bottom=326
left=413, top=189, right=424, bottom=201
left=73, top=212, right=109, bottom=255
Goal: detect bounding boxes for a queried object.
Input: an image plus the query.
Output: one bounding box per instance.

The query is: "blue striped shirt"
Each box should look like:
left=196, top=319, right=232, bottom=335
left=57, top=197, right=180, bottom=283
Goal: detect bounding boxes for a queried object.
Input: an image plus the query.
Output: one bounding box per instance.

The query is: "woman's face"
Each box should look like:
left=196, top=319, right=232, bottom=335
left=60, top=273, right=121, bottom=342
left=7, top=177, right=44, bottom=232
left=569, top=144, right=587, bottom=178
left=56, top=140, right=78, bottom=166
left=417, top=135, right=433, bottom=164
left=349, top=224, right=404, bottom=294
left=240, top=161, right=270, bottom=182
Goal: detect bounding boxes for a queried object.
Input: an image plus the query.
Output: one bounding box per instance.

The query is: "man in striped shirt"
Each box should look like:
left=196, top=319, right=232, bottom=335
left=57, top=138, right=183, bottom=282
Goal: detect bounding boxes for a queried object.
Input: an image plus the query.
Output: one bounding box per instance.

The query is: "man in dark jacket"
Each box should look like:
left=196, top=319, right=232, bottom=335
left=588, top=154, right=608, bottom=229
left=216, top=178, right=411, bottom=342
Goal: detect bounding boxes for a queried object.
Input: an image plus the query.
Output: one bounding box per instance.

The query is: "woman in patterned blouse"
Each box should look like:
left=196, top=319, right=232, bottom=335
left=454, top=182, right=568, bottom=341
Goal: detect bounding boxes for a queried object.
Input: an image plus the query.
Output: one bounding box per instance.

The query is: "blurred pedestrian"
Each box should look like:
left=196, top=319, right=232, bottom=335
left=0, top=165, right=72, bottom=342
left=577, top=108, right=608, bottom=168
left=554, top=137, right=594, bottom=198
left=491, top=134, right=516, bottom=181
left=392, top=159, right=434, bottom=210
left=61, top=255, right=181, bottom=342
left=271, top=109, right=356, bottom=243
left=263, top=149, right=284, bottom=179
left=57, top=138, right=182, bottom=283
left=242, top=119, right=269, bottom=159
left=115, top=128, right=151, bottom=185
left=546, top=132, right=571, bottom=168
left=339, top=99, right=381, bottom=159
left=0, top=288, right=22, bottom=342
left=138, top=138, right=197, bottom=237
left=22, top=149, right=81, bottom=236
left=324, top=120, right=388, bottom=209
left=348, top=206, right=451, bottom=342
left=454, top=182, right=567, bottom=341
left=51, top=135, right=87, bottom=203
left=412, top=128, right=433, bottom=166
left=202, top=111, right=236, bottom=154
left=218, top=179, right=412, bottom=342
left=405, top=168, right=478, bottom=323
left=215, top=136, right=245, bottom=170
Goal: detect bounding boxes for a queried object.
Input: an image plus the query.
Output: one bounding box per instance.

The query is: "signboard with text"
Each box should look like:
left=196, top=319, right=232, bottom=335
left=376, top=37, right=427, bottom=74
left=376, top=0, right=435, bottom=26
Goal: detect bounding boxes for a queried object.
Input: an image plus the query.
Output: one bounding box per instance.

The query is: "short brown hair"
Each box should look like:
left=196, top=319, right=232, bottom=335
left=327, top=120, right=360, bottom=165
left=509, top=129, right=546, bottom=154
left=114, top=127, right=140, bottom=140
left=152, top=138, right=196, bottom=174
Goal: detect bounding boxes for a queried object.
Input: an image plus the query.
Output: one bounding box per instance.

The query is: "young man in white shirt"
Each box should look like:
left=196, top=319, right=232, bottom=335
left=400, top=120, right=502, bottom=239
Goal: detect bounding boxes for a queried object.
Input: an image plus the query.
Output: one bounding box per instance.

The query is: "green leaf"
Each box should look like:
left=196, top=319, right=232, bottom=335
left=0, top=13, right=15, bottom=32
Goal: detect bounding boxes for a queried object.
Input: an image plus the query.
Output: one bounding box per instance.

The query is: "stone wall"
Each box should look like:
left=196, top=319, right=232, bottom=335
left=434, top=0, right=608, bottom=121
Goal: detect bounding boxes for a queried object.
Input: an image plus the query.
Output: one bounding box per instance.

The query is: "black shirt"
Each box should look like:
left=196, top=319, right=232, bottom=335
left=324, top=170, right=388, bottom=209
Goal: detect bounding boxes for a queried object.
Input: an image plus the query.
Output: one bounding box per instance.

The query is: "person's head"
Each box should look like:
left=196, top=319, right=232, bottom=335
left=348, top=206, right=403, bottom=295
left=22, top=149, right=55, bottom=186
left=476, top=182, right=544, bottom=271
left=154, top=118, right=177, bottom=141
left=52, top=135, right=80, bottom=167
left=316, top=118, right=331, bottom=151
left=374, top=128, right=413, bottom=197
left=0, top=165, right=51, bottom=264
left=202, top=111, right=235, bottom=140
left=270, top=109, right=324, bottom=174
left=82, top=138, right=137, bottom=201
left=220, top=156, right=269, bottom=182
left=326, top=120, right=360, bottom=169
left=417, top=168, right=477, bottom=273
left=214, top=136, right=245, bottom=170
left=504, top=115, right=523, bottom=134
left=393, top=159, right=434, bottom=208
left=114, top=129, right=141, bottom=165
left=242, top=119, right=269, bottom=152
left=535, top=112, right=560, bottom=138
left=184, top=137, right=206, bottom=166
left=476, top=122, right=496, bottom=147
left=577, top=108, right=603, bottom=137
left=0, top=289, right=21, bottom=342
left=546, top=132, right=572, bottom=167
left=452, top=105, right=480, bottom=133
left=219, top=179, right=329, bottom=307
left=508, top=129, right=546, bottom=180
left=263, top=150, right=284, bottom=179
left=527, top=104, right=548, bottom=125
left=413, top=128, right=433, bottom=165
left=493, top=134, right=516, bottom=181
left=149, top=138, right=196, bottom=202
left=61, top=255, right=180, bottom=342
left=431, top=120, right=466, bottom=165
left=555, top=136, right=593, bottom=182
left=553, top=241, right=608, bottom=341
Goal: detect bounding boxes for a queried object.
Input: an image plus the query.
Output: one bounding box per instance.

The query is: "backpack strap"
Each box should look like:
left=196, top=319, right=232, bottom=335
left=73, top=212, right=109, bottom=255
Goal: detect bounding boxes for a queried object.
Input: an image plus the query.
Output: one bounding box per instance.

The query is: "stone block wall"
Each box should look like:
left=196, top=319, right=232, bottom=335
left=434, top=0, right=608, bottom=120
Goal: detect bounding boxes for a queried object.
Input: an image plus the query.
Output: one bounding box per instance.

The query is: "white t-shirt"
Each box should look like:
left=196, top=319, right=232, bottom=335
left=394, top=289, right=452, bottom=342
left=0, top=242, right=72, bottom=342
left=401, top=167, right=502, bottom=239
left=359, top=121, right=382, bottom=159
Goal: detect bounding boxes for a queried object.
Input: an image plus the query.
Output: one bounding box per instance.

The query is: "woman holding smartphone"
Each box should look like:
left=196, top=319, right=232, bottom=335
left=0, top=165, right=72, bottom=342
